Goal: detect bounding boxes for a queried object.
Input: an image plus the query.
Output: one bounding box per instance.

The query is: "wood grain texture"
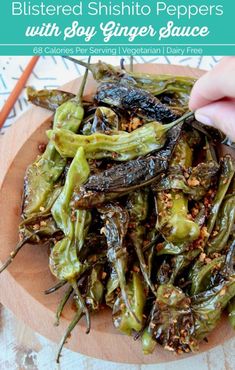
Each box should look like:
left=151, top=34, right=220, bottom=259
left=0, top=64, right=234, bottom=364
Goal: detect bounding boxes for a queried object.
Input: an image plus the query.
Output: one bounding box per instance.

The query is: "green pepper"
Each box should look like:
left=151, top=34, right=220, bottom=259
left=228, top=297, right=235, bottom=329
left=74, top=210, right=92, bottom=252
left=207, top=194, right=235, bottom=256
left=71, top=188, right=128, bottom=210
left=76, top=59, right=195, bottom=97
left=190, top=256, right=225, bottom=295
left=157, top=242, right=186, bottom=256
left=105, top=267, right=119, bottom=308
left=155, top=161, right=219, bottom=201
left=156, top=134, right=200, bottom=243
left=48, top=121, right=168, bottom=161
left=48, top=114, right=192, bottom=161
left=169, top=249, right=199, bottom=284
left=206, top=155, right=235, bottom=236
left=90, top=106, right=119, bottom=133
left=85, top=264, right=105, bottom=310
left=193, top=278, right=235, bottom=341
left=128, top=190, right=156, bottom=295
left=192, top=243, right=235, bottom=340
left=141, top=327, right=157, bottom=355
left=23, top=63, right=90, bottom=218
left=23, top=148, right=65, bottom=218
left=50, top=147, right=90, bottom=281
left=149, top=284, right=197, bottom=353
left=99, top=203, right=140, bottom=323
left=144, top=229, right=158, bottom=279
left=112, top=272, right=146, bottom=335
left=75, top=59, right=195, bottom=117
left=148, top=276, right=235, bottom=354
left=27, top=86, right=75, bottom=111
left=169, top=157, right=235, bottom=282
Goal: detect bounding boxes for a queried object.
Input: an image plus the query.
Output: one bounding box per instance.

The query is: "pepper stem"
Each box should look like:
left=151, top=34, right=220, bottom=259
left=56, top=304, right=83, bottom=363
left=44, top=280, right=67, bottom=295
left=0, top=231, right=40, bottom=274
left=71, top=280, right=91, bottom=334
left=55, top=285, right=73, bottom=326
left=164, top=111, right=195, bottom=131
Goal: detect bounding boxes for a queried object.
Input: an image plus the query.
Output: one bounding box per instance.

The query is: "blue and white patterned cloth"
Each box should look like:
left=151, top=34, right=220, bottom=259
left=0, top=56, right=222, bottom=136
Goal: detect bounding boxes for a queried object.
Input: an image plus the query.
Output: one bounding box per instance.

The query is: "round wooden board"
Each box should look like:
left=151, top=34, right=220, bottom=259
left=0, top=64, right=234, bottom=364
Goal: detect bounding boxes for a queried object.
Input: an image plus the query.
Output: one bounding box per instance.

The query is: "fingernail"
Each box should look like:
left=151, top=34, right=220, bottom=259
left=195, top=112, right=213, bottom=127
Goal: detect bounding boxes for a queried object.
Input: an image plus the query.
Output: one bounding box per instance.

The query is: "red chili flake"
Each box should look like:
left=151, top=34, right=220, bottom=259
left=38, top=143, right=46, bottom=153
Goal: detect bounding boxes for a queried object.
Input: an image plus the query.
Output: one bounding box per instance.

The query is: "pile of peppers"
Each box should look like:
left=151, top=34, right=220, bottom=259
left=1, top=59, right=235, bottom=362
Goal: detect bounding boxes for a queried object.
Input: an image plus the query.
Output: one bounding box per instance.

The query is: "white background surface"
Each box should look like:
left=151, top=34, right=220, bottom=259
left=1, top=55, right=234, bottom=370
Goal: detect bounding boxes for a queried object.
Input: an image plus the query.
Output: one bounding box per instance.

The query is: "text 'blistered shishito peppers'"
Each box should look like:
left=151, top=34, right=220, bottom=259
left=1, top=59, right=235, bottom=363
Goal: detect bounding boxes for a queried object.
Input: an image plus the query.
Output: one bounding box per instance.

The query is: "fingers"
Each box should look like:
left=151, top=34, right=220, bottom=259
left=194, top=99, right=235, bottom=141
left=189, top=57, right=235, bottom=111
left=189, top=57, right=235, bottom=141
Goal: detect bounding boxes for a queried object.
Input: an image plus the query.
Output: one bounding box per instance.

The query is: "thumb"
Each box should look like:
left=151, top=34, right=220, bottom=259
left=194, top=99, right=235, bottom=142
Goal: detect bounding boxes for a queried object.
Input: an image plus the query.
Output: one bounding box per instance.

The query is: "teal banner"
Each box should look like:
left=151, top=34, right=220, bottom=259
left=0, top=1, right=234, bottom=55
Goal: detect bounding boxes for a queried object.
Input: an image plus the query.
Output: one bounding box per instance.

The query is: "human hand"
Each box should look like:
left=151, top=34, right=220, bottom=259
left=189, top=57, right=235, bottom=141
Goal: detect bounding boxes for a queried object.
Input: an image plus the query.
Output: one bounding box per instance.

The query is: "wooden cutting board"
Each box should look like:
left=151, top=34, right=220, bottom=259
left=0, top=64, right=234, bottom=364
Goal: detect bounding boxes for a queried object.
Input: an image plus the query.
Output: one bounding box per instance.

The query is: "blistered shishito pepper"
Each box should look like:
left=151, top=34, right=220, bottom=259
left=99, top=203, right=140, bottom=323
left=27, top=86, right=75, bottom=111
left=84, top=122, right=183, bottom=193
left=168, top=158, right=234, bottom=282
left=155, top=161, right=219, bottom=201
left=141, top=327, right=157, bottom=355
left=84, top=155, right=169, bottom=193
left=193, top=278, right=235, bottom=341
left=207, top=194, right=235, bottom=256
left=112, top=272, right=146, bottom=335
left=190, top=256, right=225, bottom=295
left=149, top=241, right=235, bottom=354
left=148, top=274, right=235, bottom=354
left=155, top=132, right=200, bottom=243
left=71, top=188, right=128, bottom=210
left=128, top=190, right=156, bottom=295
left=149, top=284, right=196, bottom=353
left=71, top=123, right=183, bottom=210
left=85, top=264, right=105, bottom=311
left=206, top=155, right=235, bottom=236
left=48, top=121, right=170, bottom=161
left=48, top=113, right=191, bottom=161
left=105, top=267, right=119, bottom=308
left=155, top=203, right=206, bottom=258
left=95, top=82, right=179, bottom=123
left=50, top=146, right=91, bottom=353
left=50, top=147, right=90, bottom=281
left=167, top=206, right=206, bottom=283
left=74, top=210, right=92, bottom=253
left=23, top=62, right=90, bottom=218
left=75, top=59, right=195, bottom=100
left=90, top=106, right=119, bottom=133
left=228, top=297, right=235, bottom=329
